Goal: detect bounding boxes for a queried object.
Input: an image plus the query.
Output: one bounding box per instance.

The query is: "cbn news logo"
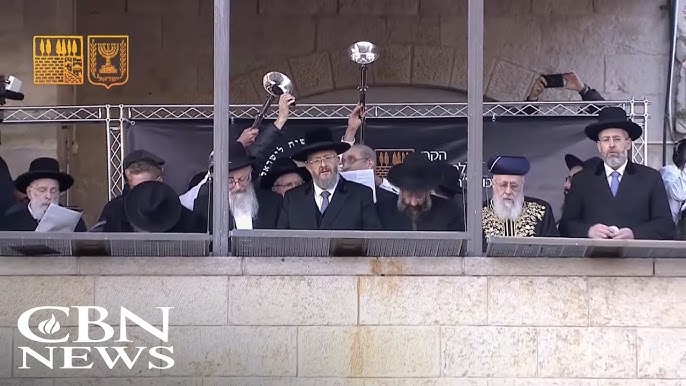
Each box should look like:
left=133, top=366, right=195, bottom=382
left=17, top=306, right=174, bottom=370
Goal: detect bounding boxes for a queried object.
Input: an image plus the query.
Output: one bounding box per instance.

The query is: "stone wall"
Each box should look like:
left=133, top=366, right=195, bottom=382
left=1, top=256, right=686, bottom=384
left=0, top=0, right=677, bottom=222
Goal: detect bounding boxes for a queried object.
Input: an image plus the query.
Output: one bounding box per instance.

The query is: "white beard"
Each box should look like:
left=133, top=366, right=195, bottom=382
left=492, top=193, right=524, bottom=221
left=229, top=184, right=259, bottom=219
left=29, top=200, right=57, bottom=221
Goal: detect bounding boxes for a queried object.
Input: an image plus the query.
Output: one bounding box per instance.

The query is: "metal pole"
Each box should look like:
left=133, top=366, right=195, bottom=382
left=466, top=0, right=484, bottom=256
left=213, top=0, right=231, bottom=255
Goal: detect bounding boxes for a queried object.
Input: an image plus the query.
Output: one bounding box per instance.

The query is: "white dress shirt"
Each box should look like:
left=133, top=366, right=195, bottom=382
left=604, top=160, right=627, bottom=187
left=313, top=178, right=338, bottom=211
left=660, top=164, right=686, bottom=223
left=233, top=213, right=253, bottom=229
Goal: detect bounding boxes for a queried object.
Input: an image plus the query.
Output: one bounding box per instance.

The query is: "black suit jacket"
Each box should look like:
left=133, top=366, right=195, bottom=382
left=0, top=205, right=87, bottom=232
left=193, top=187, right=282, bottom=231
left=377, top=193, right=465, bottom=231
left=559, top=161, right=675, bottom=240
left=278, top=178, right=382, bottom=230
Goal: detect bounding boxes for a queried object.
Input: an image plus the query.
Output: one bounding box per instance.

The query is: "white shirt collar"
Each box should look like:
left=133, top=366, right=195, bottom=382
left=27, top=203, right=38, bottom=220
left=604, top=160, right=628, bottom=177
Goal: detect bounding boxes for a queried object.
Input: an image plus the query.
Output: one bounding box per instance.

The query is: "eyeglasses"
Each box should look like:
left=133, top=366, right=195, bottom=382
left=228, top=174, right=251, bottom=186
left=598, top=136, right=628, bottom=144
left=29, top=186, right=60, bottom=195
left=496, top=181, right=521, bottom=191
left=305, top=154, right=338, bottom=165
left=273, top=180, right=304, bottom=190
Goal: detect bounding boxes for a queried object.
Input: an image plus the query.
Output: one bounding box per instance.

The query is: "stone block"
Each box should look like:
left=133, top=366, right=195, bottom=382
left=339, top=0, right=419, bottom=15
left=464, top=257, right=654, bottom=277
left=655, top=259, right=686, bottom=276
left=485, top=0, right=532, bottom=17
left=24, top=0, right=74, bottom=32
left=637, top=328, right=686, bottom=378
left=439, top=15, right=468, bottom=49
left=229, top=74, right=261, bottom=104
left=594, top=0, right=669, bottom=16
left=229, top=276, right=357, bottom=325
left=127, top=0, right=199, bottom=14
left=598, top=381, right=686, bottom=386
left=299, top=327, right=440, bottom=377
left=387, top=17, right=440, bottom=46
left=359, top=276, right=486, bottom=325
left=486, top=16, right=543, bottom=67
left=247, top=62, right=294, bottom=102
left=488, top=277, right=588, bottom=326
left=78, top=256, right=242, bottom=276
left=419, top=0, right=466, bottom=16
left=329, top=48, right=367, bottom=89
left=0, top=327, right=11, bottom=378
left=531, top=0, right=594, bottom=16
left=442, top=327, right=537, bottom=377
left=54, top=378, right=202, bottom=386
left=0, top=125, right=59, bottom=148
left=489, top=381, right=597, bottom=386
left=0, top=277, right=93, bottom=327
left=13, top=327, right=161, bottom=378
left=95, top=276, right=228, bottom=326
left=316, top=16, right=388, bottom=52
left=589, top=278, right=686, bottom=327
left=258, top=0, right=337, bottom=15
left=361, top=380, right=487, bottom=386
left=0, top=380, right=53, bottom=386
left=161, top=326, right=297, bottom=376
left=372, top=45, right=412, bottom=85
left=537, top=327, right=636, bottom=378
left=412, top=46, right=454, bottom=86
left=161, top=16, right=212, bottom=58
left=76, top=0, right=127, bottom=15
left=514, top=54, right=605, bottom=97
left=606, top=55, right=669, bottom=95
left=0, top=0, right=23, bottom=32
left=486, top=60, right=539, bottom=102
left=0, top=256, right=77, bottom=275
left=289, top=52, right=335, bottom=97
left=204, top=378, right=301, bottom=386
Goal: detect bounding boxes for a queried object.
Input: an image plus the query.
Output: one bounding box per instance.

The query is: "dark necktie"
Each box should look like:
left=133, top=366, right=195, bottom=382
left=610, top=171, right=620, bottom=197
left=320, top=191, right=330, bottom=213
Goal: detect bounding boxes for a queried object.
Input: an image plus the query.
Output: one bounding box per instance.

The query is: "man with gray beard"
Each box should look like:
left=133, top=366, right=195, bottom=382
left=560, top=107, right=674, bottom=239
left=278, top=129, right=381, bottom=230
left=0, top=157, right=86, bottom=231
left=193, top=142, right=282, bottom=231
left=482, top=156, right=557, bottom=239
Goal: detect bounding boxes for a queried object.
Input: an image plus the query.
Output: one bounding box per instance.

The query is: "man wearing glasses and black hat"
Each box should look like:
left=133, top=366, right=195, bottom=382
left=277, top=129, right=382, bottom=230
left=559, top=107, right=674, bottom=240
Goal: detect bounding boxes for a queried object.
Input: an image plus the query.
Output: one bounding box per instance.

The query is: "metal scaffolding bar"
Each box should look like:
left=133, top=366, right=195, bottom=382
left=467, top=0, right=485, bottom=256
left=213, top=0, right=231, bottom=256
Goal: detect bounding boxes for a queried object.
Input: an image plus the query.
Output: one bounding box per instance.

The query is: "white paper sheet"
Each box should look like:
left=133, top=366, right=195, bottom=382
left=340, top=169, right=377, bottom=203
left=35, top=204, right=82, bottom=232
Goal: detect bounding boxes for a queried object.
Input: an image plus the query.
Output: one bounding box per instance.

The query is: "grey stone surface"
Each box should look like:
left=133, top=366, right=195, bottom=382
left=0, top=257, right=78, bottom=276
left=78, top=256, right=241, bottom=276
left=464, top=257, right=654, bottom=276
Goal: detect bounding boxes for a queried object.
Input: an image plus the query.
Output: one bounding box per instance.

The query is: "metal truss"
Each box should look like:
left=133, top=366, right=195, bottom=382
left=0, top=100, right=648, bottom=199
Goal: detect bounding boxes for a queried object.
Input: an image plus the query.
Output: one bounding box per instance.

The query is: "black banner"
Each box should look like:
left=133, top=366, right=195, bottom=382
left=127, top=116, right=600, bottom=220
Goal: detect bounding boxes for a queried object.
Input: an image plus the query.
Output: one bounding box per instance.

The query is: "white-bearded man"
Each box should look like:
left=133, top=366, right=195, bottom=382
left=482, top=156, right=558, bottom=240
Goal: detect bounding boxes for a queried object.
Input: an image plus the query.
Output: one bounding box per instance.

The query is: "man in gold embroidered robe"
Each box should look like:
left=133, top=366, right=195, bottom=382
left=483, top=156, right=558, bottom=240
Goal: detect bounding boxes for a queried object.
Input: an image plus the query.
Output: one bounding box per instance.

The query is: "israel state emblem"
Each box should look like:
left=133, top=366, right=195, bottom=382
left=33, top=36, right=84, bottom=85
left=87, top=35, right=129, bottom=89
left=374, top=148, right=415, bottom=179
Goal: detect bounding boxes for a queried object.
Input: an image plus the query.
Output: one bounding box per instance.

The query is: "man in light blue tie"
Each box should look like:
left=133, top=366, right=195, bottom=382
left=559, top=107, right=674, bottom=240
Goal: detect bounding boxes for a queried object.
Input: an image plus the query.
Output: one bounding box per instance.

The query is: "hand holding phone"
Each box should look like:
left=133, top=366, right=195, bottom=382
left=542, top=74, right=565, bottom=88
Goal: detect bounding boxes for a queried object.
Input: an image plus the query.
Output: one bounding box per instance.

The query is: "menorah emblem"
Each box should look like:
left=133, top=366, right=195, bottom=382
left=97, top=43, right=119, bottom=74
left=87, top=35, right=129, bottom=89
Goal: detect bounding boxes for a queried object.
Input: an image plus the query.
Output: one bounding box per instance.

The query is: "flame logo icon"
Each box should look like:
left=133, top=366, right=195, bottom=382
left=37, top=314, right=61, bottom=335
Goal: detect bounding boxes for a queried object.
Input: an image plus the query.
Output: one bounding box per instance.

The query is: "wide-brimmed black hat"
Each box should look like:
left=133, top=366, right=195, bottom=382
left=387, top=153, right=442, bottom=192
left=123, top=150, right=165, bottom=170
left=436, top=162, right=463, bottom=197
left=565, top=154, right=603, bottom=170
left=260, top=157, right=311, bottom=190
left=584, top=106, right=642, bottom=141
left=291, top=129, right=350, bottom=162
left=14, top=157, right=74, bottom=194
left=487, top=155, right=530, bottom=176
left=228, top=141, right=256, bottom=172
left=125, top=181, right=182, bottom=232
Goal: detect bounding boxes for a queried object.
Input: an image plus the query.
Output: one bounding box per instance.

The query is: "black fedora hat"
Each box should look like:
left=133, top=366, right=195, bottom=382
left=291, top=129, right=351, bottom=162
left=584, top=106, right=642, bottom=141
left=260, top=157, right=311, bottom=190
left=565, top=154, right=603, bottom=170
left=228, top=141, right=256, bottom=172
left=436, top=162, right=463, bottom=197
left=125, top=181, right=182, bottom=232
left=387, top=153, right=442, bottom=192
left=14, top=157, right=74, bottom=194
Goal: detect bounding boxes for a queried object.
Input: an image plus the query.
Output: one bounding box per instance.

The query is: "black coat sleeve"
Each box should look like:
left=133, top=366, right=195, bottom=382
left=558, top=175, right=593, bottom=238
left=276, top=192, right=291, bottom=229
left=537, top=203, right=559, bottom=237
left=631, top=174, right=676, bottom=240
left=359, top=186, right=383, bottom=231
left=247, top=123, right=283, bottom=180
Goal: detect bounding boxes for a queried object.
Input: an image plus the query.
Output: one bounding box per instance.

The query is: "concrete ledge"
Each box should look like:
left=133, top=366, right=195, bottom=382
left=654, top=259, right=686, bottom=277
left=242, top=256, right=464, bottom=276
left=78, top=256, right=242, bottom=276
left=464, top=257, right=654, bottom=277
left=0, top=256, right=78, bottom=275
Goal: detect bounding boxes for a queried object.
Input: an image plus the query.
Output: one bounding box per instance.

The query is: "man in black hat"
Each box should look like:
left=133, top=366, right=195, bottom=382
left=277, top=129, right=382, bottom=230
left=563, top=154, right=602, bottom=196
left=482, top=156, right=558, bottom=239
left=260, top=157, right=311, bottom=196
left=125, top=181, right=204, bottom=233
left=0, top=156, right=15, bottom=216
left=0, top=157, right=87, bottom=231
left=376, top=153, right=464, bottom=231
left=560, top=107, right=674, bottom=240
left=96, top=150, right=166, bottom=232
left=193, top=141, right=282, bottom=230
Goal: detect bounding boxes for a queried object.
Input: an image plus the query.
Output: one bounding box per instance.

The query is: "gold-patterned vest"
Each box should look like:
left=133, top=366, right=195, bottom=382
left=483, top=200, right=547, bottom=237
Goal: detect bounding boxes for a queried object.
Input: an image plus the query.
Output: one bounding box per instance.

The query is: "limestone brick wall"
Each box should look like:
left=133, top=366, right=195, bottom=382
left=1, top=256, right=686, bottom=384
